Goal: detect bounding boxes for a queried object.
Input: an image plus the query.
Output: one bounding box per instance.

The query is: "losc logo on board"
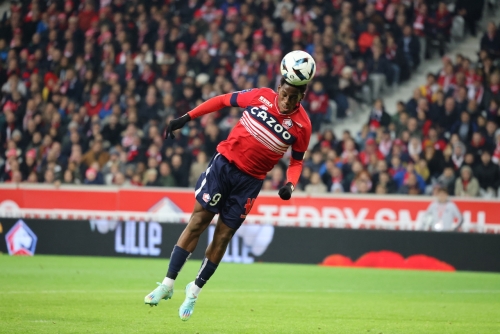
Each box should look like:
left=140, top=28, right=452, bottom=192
left=5, top=220, right=37, bottom=256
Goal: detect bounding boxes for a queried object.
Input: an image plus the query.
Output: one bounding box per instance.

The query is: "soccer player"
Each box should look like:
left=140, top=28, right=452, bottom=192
left=144, top=77, right=312, bottom=321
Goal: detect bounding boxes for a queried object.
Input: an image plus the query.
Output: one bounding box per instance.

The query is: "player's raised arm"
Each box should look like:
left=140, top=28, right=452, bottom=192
left=164, top=89, right=261, bottom=139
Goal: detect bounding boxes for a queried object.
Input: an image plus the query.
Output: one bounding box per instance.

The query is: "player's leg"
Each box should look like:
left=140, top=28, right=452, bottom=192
left=179, top=217, right=236, bottom=321
left=144, top=203, right=215, bottom=306
left=204, top=217, right=237, bottom=263
left=163, top=203, right=215, bottom=286
left=176, top=203, right=216, bottom=252
left=179, top=164, right=263, bottom=320
left=145, top=153, right=224, bottom=307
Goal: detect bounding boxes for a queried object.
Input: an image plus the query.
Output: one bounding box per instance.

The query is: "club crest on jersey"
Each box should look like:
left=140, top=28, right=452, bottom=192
left=282, top=118, right=293, bottom=130
left=259, top=96, right=273, bottom=108
left=202, top=193, right=211, bottom=203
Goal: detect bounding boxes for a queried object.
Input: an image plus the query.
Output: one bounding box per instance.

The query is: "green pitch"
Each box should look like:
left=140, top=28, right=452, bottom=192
left=1, top=256, right=499, bottom=333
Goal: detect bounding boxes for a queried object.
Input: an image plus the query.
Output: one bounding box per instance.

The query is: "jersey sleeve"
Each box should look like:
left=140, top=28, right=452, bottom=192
left=286, top=116, right=312, bottom=187
left=187, top=94, right=232, bottom=119
left=188, top=89, right=262, bottom=119
left=227, top=88, right=262, bottom=108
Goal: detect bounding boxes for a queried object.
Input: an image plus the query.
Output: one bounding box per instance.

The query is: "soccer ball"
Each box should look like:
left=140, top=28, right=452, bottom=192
left=280, top=50, right=316, bottom=86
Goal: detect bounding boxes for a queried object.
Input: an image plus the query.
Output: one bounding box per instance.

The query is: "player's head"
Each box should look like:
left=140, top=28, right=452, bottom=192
left=277, top=77, right=307, bottom=114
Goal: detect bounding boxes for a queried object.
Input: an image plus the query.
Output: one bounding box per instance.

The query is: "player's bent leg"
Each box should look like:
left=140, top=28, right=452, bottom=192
left=177, top=202, right=216, bottom=252
left=204, top=217, right=236, bottom=264
left=145, top=203, right=215, bottom=307
left=179, top=217, right=236, bottom=321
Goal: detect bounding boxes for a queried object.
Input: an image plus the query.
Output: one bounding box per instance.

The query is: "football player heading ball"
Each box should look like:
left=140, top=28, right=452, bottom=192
left=145, top=51, right=316, bottom=321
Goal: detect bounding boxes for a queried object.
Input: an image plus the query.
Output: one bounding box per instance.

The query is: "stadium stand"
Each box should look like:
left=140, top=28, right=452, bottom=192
left=0, top=0, right=499, bottom=198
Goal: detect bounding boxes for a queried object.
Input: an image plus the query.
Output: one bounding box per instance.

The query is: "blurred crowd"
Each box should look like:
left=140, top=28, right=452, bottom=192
left=0, top=0, right=498, bottom=198
left=298, top=48, right=500, bottom=198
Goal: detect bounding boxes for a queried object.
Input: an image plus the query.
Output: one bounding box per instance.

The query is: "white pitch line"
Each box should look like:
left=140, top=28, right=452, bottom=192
left=1, top=289, right=500, bottom=294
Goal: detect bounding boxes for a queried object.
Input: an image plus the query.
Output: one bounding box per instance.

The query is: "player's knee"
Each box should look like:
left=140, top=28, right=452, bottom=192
left=215, top=228, right=234, bottom=247
left=187, top=215, right=210, bottom=235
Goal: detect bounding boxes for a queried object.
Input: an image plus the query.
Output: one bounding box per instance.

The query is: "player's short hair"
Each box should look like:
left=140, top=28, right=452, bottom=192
left=280, top=77, right=307, bottom=95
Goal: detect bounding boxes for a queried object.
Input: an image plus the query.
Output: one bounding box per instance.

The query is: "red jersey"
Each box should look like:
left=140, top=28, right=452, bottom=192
left=188, top=88, right=312, bottom=185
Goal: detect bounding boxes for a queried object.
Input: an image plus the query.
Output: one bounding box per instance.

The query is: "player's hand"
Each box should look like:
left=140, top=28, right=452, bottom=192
left=164, top=114, right=191, bottom=139
left=278, top=182, right=295, bottom=200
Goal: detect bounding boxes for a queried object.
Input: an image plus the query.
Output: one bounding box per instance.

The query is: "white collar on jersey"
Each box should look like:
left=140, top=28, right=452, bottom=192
left=275, top=96, right=300, bottom=116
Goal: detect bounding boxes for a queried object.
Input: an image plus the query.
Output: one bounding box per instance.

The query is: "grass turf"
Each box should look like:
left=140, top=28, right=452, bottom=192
left=0, top=256, right=499, bottom=333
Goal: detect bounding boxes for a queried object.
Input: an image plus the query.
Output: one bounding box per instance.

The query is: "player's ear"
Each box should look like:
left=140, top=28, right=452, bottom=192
left=298, top=92, right=304, bottom=102
left=295, top=94, right=303, bottom=108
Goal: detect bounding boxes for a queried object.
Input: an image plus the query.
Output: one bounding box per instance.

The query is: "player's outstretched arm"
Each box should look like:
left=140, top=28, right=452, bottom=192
left=164, top=94, right=234, bottom=139
left=164, top=114, right=191, bottom=139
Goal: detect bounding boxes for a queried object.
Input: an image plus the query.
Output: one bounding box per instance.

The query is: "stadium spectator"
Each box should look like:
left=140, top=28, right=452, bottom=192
left=82, top=140, right=110, bottom=169
left=304, top=172, right=327, bottom=194
left=352, top=59, right=371, bottom=103
left=367, top=99, right=391, bottom=132
left=358, top=23, right=378, bottom=54
left=421, top=140, right=446, bottom=178
left=189, top=151, right=208, bottom=187
left=144, top=168, right=161, bottom=187
left=84, top=167, right=103, bottom=185
left=474, top=150, right=500, bottom=197
left=480, top=22, right=500, bottom=59
left=438, top=97, right=459, bottom=133
left=455, top=0, right=485, bottom=37
left=454, top=165, right=480, bottom=197
left=305, top=81, right=329, bottom=131
left=451, top=111, right=478, bottom=142
left=398, top=172, right=421, bottom=195
left=367, top=45, right=392, bottom=99
left=398, top=25, right=420, bottom=70
left=469, top=131, right=492, bottom=159
left=428, top=2, right=452, bottom=58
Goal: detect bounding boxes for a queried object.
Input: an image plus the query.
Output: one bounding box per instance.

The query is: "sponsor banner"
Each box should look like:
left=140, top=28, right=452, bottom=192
left=0, top=218, right=499, bottom=272
left=0, top=219, right=190, bottom=258
left=0, top=219, right=272, bottom=263
left=0, top=186, right=499, bottom=232
left=257, top=226, right=500, bottom=272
